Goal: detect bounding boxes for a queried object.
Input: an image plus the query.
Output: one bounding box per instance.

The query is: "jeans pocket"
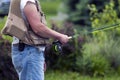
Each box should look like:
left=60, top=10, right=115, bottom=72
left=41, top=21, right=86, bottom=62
left=12, top=52, right=23, bottom=73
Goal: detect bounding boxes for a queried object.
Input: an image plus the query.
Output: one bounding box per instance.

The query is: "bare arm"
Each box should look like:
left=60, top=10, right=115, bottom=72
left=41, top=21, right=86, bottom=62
left=23, top=2, right=70, bottom=44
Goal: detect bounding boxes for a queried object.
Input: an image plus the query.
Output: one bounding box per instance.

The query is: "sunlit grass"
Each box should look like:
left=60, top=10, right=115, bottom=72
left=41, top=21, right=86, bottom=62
left=45, top=70, right=120, bottom=80
left=0, top=17, right=13, bottom=42
left=41, top=1, right=61, bottom=15
left=0, top=17, right=6, bottom=31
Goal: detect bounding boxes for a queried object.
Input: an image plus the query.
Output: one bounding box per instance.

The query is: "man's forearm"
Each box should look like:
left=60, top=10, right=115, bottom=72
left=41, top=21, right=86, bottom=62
left=33, top=23, right=63, bottom=40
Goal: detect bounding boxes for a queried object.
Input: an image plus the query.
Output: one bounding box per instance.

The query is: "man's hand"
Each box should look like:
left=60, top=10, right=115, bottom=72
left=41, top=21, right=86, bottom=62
left=58, top=35, right=72, bottom=44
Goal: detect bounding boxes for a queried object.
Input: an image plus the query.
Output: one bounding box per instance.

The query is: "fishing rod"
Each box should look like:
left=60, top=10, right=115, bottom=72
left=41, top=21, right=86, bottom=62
left=72, top=23, right=120, bottom=39
left=46, top=23, right=120, bottom=55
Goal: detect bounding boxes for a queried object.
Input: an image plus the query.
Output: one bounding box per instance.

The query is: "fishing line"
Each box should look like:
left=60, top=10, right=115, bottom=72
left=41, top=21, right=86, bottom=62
left=72, top=23, right=120, bottom=38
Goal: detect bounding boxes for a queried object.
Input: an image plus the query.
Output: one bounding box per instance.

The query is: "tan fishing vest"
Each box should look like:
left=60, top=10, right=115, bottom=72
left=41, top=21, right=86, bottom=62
left=1, top=0, right=49, bottom=45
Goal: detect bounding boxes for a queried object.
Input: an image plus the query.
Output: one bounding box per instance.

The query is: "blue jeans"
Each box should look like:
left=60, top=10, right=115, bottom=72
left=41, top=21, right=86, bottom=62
left=11, top=44, right=45, bottom=80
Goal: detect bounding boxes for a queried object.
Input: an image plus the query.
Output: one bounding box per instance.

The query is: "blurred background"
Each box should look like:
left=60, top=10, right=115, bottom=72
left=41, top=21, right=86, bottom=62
left=1, top=0, right=120, bottom=80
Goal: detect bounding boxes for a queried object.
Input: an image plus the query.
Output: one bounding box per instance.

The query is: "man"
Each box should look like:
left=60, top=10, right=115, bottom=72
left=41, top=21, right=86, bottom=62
left=11, top=0, right=70, bottom=80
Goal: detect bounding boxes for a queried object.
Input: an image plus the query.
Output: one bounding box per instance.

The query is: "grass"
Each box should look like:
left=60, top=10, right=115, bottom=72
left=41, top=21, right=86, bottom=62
left=0, top=17, right=13, bottom=42
left=40, top=1, right=62, bottom=28
left=0, top=17, right=6, bottom=31
left=41, top=1, right=61, bottom=15
left=45, top=70, right=120, bottom=80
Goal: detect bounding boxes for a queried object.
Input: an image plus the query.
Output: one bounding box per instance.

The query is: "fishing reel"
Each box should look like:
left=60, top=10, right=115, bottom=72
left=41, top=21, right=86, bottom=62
left=50, top=40, right=73, bottom=55
left=45, top=38, right=73, bottom=55
left=44, top=40, right=63, bottom=55
left=52, top=40, right=63, bottom=55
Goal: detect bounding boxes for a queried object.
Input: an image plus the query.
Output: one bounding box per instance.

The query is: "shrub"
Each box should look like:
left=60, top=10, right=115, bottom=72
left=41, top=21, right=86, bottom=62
left=76, top=0, right=120, bottom=76
left=0, top=38, right=18, bottom=80
left=89, top=1, right=120, bottom=74
left=100, top=37, right=120, bottom=73
left=80, top=38, right=111, bottom=76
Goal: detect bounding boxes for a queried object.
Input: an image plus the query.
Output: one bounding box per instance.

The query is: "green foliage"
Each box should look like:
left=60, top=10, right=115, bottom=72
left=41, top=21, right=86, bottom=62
left=89, top=1, right=120, bottom=70
left=80, top=38, right=111, bottom=76
left=89, top=0, right=120, bottom=39
left=99, top=37, right=120, bottom=74
left=76, top=0, right=120, bottom=76
left=76, top=36, right=120, bottom=76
